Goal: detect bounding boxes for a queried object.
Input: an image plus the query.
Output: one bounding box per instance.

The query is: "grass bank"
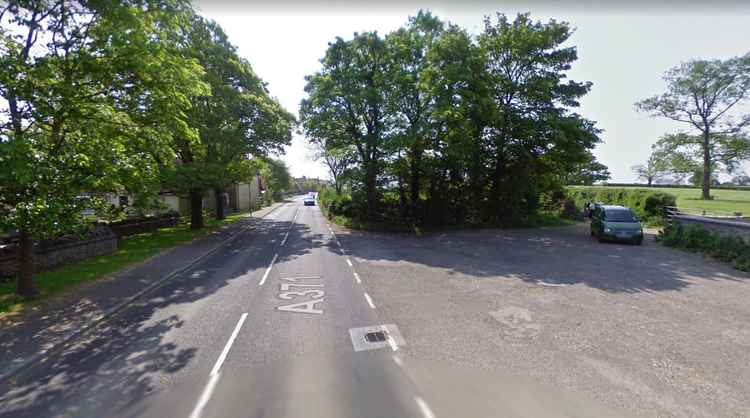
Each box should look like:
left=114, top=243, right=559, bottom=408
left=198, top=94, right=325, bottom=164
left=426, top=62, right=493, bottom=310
left=571, top=186, right=750, bottom=215
left=0, top=211, right=251, bottom=315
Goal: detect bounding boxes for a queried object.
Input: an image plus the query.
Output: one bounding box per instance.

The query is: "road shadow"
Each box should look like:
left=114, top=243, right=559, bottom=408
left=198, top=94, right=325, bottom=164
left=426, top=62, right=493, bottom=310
left=334, top=222, right=749, bottom=294
left=0, top=215, right=315, bottom=417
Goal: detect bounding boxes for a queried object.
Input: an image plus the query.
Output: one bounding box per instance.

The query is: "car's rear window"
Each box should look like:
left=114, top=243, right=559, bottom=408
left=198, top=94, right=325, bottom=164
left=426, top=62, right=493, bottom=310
left=605, top=210, right=637, bottom=222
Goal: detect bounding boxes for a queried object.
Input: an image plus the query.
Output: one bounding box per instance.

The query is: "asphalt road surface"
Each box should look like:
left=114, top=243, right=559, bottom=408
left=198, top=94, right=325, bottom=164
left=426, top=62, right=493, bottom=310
left=1, top=196, right=748, bottom=417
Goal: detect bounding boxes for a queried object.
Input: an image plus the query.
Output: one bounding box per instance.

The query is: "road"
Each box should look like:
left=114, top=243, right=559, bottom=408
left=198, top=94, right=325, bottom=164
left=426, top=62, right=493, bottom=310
left=2, top=196, right=749, bottom=417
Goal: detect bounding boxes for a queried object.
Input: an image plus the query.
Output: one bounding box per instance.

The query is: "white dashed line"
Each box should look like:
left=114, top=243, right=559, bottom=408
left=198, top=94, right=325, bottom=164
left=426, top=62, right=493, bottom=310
left=384, top=325, right=399, bottom=351
left=210, top=313, right=247, bottom=376
left=393, top=355, right=403, bottom=367
left=353, top=272, right=361, bottom=284
left=364, top=293, right=376, bottom=309
left=190, top=313, right=248, bottom=418
left=415, top=397, right=436, bottom=418
left=346, top=258, right=353, bottom=267
left=280, top=231, right=289, bottom=246
left=190, top=373, right=219, bottom=418
left=258, top=253, right=278, bottom=286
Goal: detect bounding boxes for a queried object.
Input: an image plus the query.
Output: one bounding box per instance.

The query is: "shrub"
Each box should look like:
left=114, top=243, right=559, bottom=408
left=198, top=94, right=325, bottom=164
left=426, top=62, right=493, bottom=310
left=566, top=186, right=676, bottom=220
left=658, top=223, right=750, bottom=272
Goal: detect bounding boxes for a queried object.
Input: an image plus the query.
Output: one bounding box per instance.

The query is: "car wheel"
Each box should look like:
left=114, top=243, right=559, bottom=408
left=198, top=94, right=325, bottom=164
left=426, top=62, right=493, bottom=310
left=635, top=238, right=643, bottom=246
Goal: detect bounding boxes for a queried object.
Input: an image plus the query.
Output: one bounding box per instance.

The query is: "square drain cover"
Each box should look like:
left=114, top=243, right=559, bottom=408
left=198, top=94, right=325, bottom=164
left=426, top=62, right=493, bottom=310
left=365, top=331, right=387, bottom=343
left=349, top=324, right=406, bottom=352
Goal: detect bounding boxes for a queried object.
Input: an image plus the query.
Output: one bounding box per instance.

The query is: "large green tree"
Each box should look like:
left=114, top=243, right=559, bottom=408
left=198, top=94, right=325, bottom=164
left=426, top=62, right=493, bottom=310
left=478, top=13, right=599, bottom=222
left=300, top=32, right=390, bottom=217
left=636, top=56, right=750, bottom=199
left=163, top=16, right=293, bottom=226
left=301, top=12, right=600, bottom=227
left=0, top=0, right=205, bottom=297
left=384, top=11, right=444, bottom=218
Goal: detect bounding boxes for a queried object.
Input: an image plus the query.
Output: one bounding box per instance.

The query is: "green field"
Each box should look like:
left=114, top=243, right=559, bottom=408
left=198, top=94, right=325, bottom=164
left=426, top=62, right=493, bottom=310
left=607, top=187, right=750, bottom=216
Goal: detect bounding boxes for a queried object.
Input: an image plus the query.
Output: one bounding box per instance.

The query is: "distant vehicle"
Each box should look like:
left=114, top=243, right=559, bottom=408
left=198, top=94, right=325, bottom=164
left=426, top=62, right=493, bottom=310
left=590, top=205, right=643, bottom=245
left=303, top=196, right=315, bottom=206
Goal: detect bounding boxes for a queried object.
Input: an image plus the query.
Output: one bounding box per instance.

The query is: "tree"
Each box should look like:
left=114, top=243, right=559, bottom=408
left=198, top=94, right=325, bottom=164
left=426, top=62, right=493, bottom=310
left=301, top=12, right=599, bottom=227
left=310, top=141, right=356, bottom=194
left=300, top=32, right=391, bottom=217
left=262, top=158, right=292, bottom=201
left=162, top=15, right=293, bottom=226
left=384, top=10, right=444, bottom=218
left=636, top=55, right=750, bottom=199
left=0, top=0, right=206, bottom=297
left=650, top=131, right=748, bottom=192
left=632, top=151, right=671, bottom=186
left=478, top=13, right=600, bottom=222
left=567, top=153, right=611, bottom=185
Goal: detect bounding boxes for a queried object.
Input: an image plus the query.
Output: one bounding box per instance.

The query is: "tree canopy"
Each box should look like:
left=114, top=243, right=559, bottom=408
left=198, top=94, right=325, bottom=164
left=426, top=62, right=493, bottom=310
left=636, top=55, right=750, bottom=199
left=0, top=1, right=293, bottom=296
left=301, top=11, right=602, bottom=227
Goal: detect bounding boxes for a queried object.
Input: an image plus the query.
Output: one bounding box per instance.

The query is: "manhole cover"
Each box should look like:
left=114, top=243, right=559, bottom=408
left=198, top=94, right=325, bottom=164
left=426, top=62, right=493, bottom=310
left=349, top=324, right=406, bottom=352
left=365, top=331, right=387, bottom=343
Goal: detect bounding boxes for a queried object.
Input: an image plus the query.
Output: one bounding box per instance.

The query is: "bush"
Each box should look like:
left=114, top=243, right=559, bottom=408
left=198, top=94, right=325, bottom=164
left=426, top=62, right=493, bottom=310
left=566, top=186, right=676, bottom=221
left=658, top=223, right=750, bottom=272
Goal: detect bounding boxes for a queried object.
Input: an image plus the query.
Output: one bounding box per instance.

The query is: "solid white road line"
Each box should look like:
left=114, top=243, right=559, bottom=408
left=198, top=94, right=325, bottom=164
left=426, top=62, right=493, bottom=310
left=258, top=253, right=279, bottom=286
left=346, top=258, right=353, bottom=267
left=415, top=397, right=437, bottom=418
left=353, top=272, right=361, bottom=284
left=190, top=313, right=248, bottom=418
left=364, top=293, right=376, bottom=309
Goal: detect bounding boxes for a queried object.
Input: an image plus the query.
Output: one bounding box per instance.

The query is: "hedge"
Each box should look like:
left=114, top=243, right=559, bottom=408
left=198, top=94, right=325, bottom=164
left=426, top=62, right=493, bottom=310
left=565, top=186, right=676, bottom=221
left=659, top=223, right=750, bottom=272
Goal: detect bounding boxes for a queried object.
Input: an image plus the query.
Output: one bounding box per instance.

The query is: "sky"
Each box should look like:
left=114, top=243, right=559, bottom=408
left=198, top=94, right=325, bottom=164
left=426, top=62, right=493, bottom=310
left=197, top=1, right=750, bottom=182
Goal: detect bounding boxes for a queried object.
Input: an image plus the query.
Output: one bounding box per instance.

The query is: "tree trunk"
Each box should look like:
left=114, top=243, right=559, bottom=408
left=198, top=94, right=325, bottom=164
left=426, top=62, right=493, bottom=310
left=214, top=187, right=225, bottom=220
left=409, top=145, right=422, bottom=222
left=189, top=189, right=204, bottom=229
left=364, top=159, right=378, bottom=218
left=16, top=229, right=38, bottom=298
left=702, top=131, right=711, bottom=200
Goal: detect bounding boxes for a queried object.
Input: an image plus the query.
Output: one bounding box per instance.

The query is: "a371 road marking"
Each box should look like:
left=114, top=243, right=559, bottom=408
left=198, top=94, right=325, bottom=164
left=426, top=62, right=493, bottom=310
left=276, top=276, right=325, bottom=314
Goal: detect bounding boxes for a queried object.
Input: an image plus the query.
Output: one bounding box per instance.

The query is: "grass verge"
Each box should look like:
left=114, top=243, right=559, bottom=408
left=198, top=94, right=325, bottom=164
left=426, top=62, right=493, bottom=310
left=0, top=211, right=251, bottom=316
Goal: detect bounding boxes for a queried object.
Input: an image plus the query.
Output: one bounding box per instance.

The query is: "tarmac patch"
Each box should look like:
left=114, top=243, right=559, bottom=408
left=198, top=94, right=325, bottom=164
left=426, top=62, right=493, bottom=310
left=490, top=306, right=541, bottom=339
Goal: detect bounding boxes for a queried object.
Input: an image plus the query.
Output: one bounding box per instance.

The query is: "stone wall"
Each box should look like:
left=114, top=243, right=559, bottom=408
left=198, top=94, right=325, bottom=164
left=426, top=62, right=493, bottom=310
left=673, top=214, right=750, bottom=241
left=0, top=227, right=117, bottom=279
left=106, top=215, right=178, bottom=238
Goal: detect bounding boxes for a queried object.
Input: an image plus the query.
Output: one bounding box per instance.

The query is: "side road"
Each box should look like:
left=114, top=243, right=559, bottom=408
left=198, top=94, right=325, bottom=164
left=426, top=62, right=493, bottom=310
left=0, top=202, right=285, bottom=383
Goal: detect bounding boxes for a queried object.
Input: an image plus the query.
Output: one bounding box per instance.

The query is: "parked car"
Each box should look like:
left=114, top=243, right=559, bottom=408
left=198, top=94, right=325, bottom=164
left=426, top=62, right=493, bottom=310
left=590, top=205, right=644, bottom=245
left=303, top=196, right=315, bottom=206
